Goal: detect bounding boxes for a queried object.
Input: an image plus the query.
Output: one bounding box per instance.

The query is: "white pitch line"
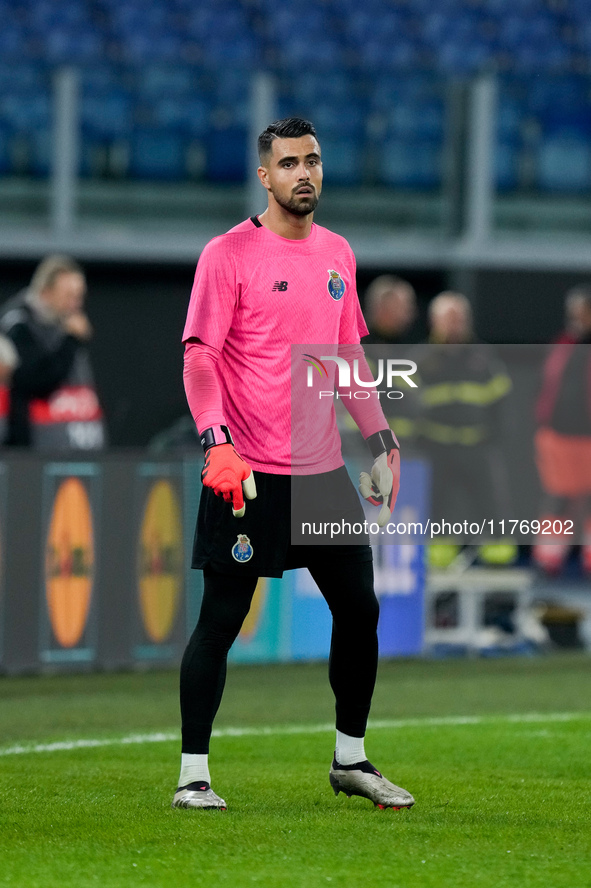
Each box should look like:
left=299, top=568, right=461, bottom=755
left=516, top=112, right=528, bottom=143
left=0, top=711, right=590, bottom=758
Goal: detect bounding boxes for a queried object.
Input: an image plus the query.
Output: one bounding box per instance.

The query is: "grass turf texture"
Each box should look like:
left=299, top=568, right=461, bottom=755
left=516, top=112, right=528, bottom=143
left=1, top=653, right=590, bottom=887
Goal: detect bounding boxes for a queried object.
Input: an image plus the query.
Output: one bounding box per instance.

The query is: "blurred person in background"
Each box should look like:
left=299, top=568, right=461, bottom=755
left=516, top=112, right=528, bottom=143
left=415, top=292, right=513, bottom=537
left=0, top=334, right=19, bottom=445
left=428, top=291, right=473, bottom=345
left=363, top=275, right=418, bottom=345
left=0, top=255, right=105, bottom=449
left=555, top=285, right=591, bottom=344
left=352, top=276, right=419, bottom=451
left=533, top=285, right=591, bottom=574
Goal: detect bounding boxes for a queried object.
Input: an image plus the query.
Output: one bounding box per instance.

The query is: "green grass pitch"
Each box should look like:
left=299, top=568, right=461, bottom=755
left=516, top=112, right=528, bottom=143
left=1, top=653, right=590, bottom=888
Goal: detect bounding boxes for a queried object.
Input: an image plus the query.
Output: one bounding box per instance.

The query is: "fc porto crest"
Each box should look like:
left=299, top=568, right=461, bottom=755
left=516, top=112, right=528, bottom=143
left=327, top=269, right=346, bottom=301
left=232, top=534, right=253, bottom=563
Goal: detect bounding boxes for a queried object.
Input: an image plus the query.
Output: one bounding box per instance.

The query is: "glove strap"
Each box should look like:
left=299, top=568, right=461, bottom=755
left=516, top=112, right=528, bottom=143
left=366, top=428, right=399, bottom=459
left=200, top=424, right=234, bottom=452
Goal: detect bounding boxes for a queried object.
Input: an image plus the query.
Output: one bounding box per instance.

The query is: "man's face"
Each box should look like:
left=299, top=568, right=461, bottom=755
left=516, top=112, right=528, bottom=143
left=40, top=271, right=86, bottom=317
left=567, top=297, right=591, bottom=337
left=432, top=304, right=471, bottom=343
left=378, top=288, right=416, bottom=333
left=258, top=135, right=323, bottom=216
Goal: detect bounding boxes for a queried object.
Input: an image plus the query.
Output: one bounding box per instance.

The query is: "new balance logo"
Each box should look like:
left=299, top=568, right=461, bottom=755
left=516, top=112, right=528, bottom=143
left=272, top=281, right=288, bottom=291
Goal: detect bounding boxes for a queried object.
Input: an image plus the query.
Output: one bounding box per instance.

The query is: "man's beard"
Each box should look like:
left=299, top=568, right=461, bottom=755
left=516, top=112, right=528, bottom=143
left=273, top=187, right=319, bottom=216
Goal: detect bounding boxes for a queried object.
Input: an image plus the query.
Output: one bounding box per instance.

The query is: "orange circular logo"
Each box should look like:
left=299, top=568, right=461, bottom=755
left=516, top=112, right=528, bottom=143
left=45, top=477, right=94, bottom=648
left=138, top=480, right=183, bottom=643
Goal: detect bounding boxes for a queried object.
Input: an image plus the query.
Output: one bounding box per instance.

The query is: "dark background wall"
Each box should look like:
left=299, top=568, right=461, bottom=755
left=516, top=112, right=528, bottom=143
left=472, top=269, right=591, bottom=345
left=2, top=260, right=589, bottom=445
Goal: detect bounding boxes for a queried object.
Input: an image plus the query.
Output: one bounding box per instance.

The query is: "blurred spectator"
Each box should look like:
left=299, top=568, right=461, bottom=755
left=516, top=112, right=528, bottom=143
left=363, top=276, right=418, bottom=345
left=415, top=292, right=513, bottom=533
left=355, top=276, right=418, bottom=449
left=534, top=286, right=591, bottom=573
left=555, top=285, right=591, bottom=344
left=0, top=255, right=106, bottom=450
left=0, top=335, right=19, bottom=445
left=428, top=290, right=473, bottom=344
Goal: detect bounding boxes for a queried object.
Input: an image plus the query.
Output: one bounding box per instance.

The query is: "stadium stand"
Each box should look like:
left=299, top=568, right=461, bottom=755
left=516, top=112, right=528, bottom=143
left=0, top=0, right=590, bottom=195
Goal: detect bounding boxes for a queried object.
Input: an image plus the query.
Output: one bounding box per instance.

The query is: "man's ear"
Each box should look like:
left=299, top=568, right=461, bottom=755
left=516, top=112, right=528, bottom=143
left=257, top=165, right=271, bottom=191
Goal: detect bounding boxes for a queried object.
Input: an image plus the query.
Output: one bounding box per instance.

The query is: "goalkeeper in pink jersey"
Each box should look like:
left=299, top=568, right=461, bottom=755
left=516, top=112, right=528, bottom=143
left=173, top=118, right=414, bottom=813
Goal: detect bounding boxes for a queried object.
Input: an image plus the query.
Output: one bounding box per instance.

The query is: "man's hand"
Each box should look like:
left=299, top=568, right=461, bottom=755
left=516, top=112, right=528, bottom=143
left=63, top=312, right=93, bottom=341
left=201, top=443, right=257, bottom=518
left=359, top=430, right=400, bottom=528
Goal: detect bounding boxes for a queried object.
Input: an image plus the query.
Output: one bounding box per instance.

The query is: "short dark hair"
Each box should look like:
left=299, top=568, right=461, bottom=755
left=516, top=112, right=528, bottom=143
left=258, top=117, right=317, bottom=162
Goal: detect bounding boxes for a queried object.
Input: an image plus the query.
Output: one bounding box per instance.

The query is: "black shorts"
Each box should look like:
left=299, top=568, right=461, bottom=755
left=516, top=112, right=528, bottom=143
left=192, top=465, right=372, bottom=578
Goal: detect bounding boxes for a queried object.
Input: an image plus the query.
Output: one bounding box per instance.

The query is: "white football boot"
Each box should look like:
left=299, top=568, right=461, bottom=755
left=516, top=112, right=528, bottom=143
left=330, top=759, right=415, bottom=809
left=171, top=781, right=227, bottom=810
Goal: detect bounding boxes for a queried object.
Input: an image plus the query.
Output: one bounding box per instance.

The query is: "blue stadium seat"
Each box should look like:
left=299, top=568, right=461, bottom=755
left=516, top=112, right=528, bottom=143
left=212, top=67, right=251, bottom=107
left=286, top=71, right=356, bottom=108
left=0, top=71, right=52, bottom=175
left=128, top=129, right=187, bottom=181
left=43, top=26, right=104, bottom=63
left=318, top=136, right=364, bottom=185
left=275, top=37, right=344, bottom=69
left=357, top=37, right=420, bottom=71
left=510, top=42, right=569, bottom=74
left=437, top=38, right=495, bottom=74
left=80, top=66, right=121, bottom=92
left=485, top=0, right=540, bottom=9
left=27, top=0, right=89, bottom=27
left=0, top=23, right=26, bottom=59
left=529, top=77, right=590, bottom=122
left=202, top=36, right=260, bottom=66
left=379, top=138, right=442, bottom=189
left=0, top=62, right=45, bottom=92
left=183, top=98, right=211, bottom=138
left=185, top=2, right=247, bottom=40
left=205, top=125, right=248, bottom=182
left=313, top=102, right=365, bottom=136
left=150, top=96, right=210, bottom=138
left=28, top=129, right=52, bottom=177
left=81, top=89, right=133, bottom=139
left=369, top=73, right=437, bottom=110
left=122, top=31, right=182, bottom=64
left=346, top=8, right=404, bottom=45
left=495, top=139, right=521, bottom=192
left=497, top=94, right=524, bottom=140
left=138, top=66, right=194, bottom=98
left=270, top=5, right=330, bottom=42
left=0, top=91, right=51, bottom=135
left=385, top=98, right=444, bottom=139
left=111, top=1, right=168, bottom=34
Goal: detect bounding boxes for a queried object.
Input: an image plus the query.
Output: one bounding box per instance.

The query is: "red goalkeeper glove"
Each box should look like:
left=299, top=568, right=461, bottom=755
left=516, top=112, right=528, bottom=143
left=358, top=429, right=400, bottom=528
left=200, top=426, right=257, bottom=518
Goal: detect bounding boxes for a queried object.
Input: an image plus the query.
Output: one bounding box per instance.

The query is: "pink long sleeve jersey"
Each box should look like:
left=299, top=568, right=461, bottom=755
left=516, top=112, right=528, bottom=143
left=183, top=216, right=386, bottom=474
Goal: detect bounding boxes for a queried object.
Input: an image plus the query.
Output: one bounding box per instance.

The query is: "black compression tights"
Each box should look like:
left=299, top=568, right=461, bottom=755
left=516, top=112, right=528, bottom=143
left=180, top=558, right=379, bottom=754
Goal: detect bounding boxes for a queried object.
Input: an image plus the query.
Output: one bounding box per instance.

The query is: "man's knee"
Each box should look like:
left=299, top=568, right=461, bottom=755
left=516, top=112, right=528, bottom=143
left=356, top=590, right=380, bottom=631
left=195, top=574, right=257, bottom=649
left=333, top=584, right=379, bottom=634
